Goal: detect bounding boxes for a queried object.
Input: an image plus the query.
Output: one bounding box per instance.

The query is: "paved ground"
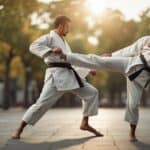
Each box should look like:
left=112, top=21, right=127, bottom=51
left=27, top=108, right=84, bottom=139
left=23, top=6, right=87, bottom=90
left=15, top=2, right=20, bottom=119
left=0, top=108, right=150, bottom=150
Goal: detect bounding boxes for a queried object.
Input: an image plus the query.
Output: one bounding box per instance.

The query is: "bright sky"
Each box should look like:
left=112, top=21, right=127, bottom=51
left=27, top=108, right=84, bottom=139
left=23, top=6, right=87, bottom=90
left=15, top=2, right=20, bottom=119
left=39, top=0, right=150, bottom=20
left=37, top=0, right=150, bottom=45
left=86, top=0, right=150, bottom=20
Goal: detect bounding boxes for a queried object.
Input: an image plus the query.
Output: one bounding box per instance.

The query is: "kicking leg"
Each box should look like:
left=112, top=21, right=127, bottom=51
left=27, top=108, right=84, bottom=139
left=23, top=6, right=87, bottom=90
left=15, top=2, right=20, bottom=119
left=12, top=121, right=27, bottom=139
left=67, top=53, right=130, bottom=74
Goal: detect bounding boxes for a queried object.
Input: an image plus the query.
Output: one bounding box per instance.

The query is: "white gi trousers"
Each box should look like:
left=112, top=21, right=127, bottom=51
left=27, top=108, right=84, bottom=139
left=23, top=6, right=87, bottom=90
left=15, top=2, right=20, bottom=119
left=125, top=69, right=149, bottom=125
left=22, top=77, right=99, bottom=125
left=67, top=54, right=149, bottom=125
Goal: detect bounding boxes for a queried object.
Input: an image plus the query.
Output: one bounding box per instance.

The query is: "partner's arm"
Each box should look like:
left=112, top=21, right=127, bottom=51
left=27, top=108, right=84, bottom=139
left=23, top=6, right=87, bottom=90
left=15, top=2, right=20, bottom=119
left=112, top=36, right=150, bottom=57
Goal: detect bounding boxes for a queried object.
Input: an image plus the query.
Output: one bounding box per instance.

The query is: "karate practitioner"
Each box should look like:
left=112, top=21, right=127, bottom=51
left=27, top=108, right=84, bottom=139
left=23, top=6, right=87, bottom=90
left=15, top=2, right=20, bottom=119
left=57, top=36, right=150, bottom=141
left=12, top=16, right=103, bottom=139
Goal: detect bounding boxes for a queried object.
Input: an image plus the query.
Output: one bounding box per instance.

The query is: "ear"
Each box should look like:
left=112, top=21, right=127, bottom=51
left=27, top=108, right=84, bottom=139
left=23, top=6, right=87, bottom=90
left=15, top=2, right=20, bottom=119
left=59, top=24, right=64, bottom=32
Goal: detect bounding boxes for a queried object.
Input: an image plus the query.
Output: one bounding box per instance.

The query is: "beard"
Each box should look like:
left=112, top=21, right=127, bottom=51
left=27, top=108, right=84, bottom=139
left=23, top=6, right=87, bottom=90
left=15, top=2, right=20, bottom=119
left=63, top=33, right=67, bottom=36
left=63, top=31, right=69, bottom=36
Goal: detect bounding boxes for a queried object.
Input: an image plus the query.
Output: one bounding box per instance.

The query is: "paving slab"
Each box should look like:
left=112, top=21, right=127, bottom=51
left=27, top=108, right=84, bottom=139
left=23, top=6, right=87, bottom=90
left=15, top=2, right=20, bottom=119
left=0, top=108, right=150, bottom=150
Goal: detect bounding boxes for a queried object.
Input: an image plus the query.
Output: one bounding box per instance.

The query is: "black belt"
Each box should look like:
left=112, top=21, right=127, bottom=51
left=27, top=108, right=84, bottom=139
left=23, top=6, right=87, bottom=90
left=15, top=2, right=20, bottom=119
left=128, top=54, right=150, bottom=88
left=48, top=62, right=84, bottom=88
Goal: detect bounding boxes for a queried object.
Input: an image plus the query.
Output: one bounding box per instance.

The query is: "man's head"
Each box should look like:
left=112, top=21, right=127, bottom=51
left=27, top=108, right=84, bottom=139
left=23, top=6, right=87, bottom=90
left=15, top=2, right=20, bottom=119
left=54, top=15, right=71, bottom=36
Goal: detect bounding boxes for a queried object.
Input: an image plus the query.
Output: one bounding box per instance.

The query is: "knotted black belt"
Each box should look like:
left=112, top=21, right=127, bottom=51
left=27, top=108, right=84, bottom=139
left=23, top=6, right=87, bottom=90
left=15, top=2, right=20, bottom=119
left=128, top=54, right=150, bottom=88
left=48, top=62, right=84, bottom=88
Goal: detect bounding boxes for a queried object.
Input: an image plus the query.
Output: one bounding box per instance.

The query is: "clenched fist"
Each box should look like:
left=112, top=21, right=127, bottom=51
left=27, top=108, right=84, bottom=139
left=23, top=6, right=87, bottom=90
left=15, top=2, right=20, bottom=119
left=52, top=47, right=63, bottom=54
left=52, top=47, right=66, bottom=60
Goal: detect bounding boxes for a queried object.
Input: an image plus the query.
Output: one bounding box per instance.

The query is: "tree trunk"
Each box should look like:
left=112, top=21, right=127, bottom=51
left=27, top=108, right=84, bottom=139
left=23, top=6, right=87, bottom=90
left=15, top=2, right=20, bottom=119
left=23, top=65, right=32, bottom=108
left=2, top=48, right=14, bottom=109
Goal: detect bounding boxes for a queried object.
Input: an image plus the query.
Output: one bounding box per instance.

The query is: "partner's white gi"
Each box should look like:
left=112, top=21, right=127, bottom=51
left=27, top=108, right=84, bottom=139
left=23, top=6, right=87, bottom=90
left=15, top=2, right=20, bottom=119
left=66, top=36, right=150, bottom=125
left=22, top=30, right=99, bottom=125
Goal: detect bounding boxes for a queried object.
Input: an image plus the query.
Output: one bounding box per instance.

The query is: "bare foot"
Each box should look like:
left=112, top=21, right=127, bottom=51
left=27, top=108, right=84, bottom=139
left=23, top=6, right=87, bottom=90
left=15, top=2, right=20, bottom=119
left=129, top=134, right=138, bottom=142
left=11, top=129, right=21, bottom=139
left=11, top=134, right=20, bottom=140
left=80, top=124, right=104, bottom=137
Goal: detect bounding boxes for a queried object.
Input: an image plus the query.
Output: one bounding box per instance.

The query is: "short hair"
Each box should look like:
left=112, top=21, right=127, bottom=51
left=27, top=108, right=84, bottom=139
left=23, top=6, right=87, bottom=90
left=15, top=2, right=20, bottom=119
left=54, top=15, right=71, bottom=28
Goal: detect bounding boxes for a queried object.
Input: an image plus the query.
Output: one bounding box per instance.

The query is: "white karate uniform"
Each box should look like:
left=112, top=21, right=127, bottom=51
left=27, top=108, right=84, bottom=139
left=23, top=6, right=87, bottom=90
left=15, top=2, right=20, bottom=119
left=66, top=36, right=150, bottom=125
left=113, top=36, right=150, bottom=125
left=22, top=30, right=99, bottom=125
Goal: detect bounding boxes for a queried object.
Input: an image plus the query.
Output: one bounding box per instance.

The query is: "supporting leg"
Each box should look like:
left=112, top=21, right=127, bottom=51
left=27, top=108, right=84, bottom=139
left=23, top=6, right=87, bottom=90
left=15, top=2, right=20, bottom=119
left=125, top=78, right=143, bottom=141
left=130, top=124, right=137, bottom=142
left=12, top=121, right=27, bottom=139
left=11, top=78, right=64, bottom=139
left=72, top=81, right=103, bottom=137
left=80, top=116, right=103, bottom=137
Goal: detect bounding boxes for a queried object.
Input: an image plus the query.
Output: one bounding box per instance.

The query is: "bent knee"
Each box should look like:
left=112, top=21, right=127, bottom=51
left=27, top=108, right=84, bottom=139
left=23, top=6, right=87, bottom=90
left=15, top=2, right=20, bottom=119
left=90, top=87, right=99, bottom=95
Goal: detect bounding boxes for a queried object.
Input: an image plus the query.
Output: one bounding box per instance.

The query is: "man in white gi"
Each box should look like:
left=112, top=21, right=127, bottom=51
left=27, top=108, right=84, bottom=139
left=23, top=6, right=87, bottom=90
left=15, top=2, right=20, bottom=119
left=12, top=16, right=103, bottom=139
left=58, top=36, right=150, bottom=141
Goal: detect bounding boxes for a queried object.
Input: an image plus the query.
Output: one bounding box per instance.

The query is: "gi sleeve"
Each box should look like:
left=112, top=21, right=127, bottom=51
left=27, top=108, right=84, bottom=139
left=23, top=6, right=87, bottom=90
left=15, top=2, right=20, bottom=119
left=112, top=36, right=150, bottom=57
left=29, top=34, right=53, bottom=58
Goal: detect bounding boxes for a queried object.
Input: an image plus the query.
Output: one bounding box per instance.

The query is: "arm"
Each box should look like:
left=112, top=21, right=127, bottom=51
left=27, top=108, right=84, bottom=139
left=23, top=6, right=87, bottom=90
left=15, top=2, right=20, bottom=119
left=112, top=36, right=150, bottom=57
left=29, top=34, right=53, bottom=58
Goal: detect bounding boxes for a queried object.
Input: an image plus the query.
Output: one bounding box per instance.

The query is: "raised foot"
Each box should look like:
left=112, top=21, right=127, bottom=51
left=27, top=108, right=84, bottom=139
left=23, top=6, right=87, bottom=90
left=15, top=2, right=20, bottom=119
left=129, top=135, right=138, bottom=142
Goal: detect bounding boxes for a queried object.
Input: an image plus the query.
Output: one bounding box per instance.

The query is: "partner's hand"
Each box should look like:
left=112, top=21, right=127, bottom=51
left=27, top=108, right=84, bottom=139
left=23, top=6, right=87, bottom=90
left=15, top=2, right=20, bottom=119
left=89, top=70, right=96, bottom=76
left=101, top=53, right=112, bottom=57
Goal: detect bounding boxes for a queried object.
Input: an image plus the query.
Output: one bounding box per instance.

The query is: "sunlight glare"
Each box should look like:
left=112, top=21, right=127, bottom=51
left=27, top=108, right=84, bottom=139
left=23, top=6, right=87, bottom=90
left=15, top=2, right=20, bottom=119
left=88, top=36, right=99, bottom=45
left=86, top=0, right=108, bottom=16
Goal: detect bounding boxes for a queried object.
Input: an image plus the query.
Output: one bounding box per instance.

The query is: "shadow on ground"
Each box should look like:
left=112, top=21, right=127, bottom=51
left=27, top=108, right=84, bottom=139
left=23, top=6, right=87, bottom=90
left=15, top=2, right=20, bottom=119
left=132, top=141, right=150, bottom=150
left=1, top=136, right=95, bottom=150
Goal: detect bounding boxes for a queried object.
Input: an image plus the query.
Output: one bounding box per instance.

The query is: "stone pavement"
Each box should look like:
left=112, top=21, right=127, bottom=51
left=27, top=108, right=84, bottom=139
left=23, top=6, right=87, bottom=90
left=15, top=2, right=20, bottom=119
left=0, top=108, right=150, bottom=150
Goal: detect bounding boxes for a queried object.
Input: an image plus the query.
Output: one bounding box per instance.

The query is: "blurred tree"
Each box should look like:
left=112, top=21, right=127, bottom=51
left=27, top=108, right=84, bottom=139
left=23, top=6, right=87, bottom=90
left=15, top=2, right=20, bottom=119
left=90, top=9, right=138, bottom=106
left=96, top=9, right=138, bottom=53
left=0, top=0, right=43, bottom=109
left=137, top=8, right=150, bottom=37
left=0, top=0, right=149, bottom=108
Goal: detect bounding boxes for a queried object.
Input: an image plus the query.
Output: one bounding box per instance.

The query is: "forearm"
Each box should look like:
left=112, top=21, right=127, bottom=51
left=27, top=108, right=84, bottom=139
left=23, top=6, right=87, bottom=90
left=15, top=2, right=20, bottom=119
left=112, top=36, right=149, bottom=57
left=112, top=44, right=138, bottom=57
left=29, top=43, right=52, bottom=58
left=29, top=34, right=53, bottom=58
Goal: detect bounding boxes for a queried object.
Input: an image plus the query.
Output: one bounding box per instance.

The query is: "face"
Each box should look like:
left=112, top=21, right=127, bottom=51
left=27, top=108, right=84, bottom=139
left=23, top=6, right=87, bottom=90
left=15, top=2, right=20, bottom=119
left=58, top=21, right=70, bottom=36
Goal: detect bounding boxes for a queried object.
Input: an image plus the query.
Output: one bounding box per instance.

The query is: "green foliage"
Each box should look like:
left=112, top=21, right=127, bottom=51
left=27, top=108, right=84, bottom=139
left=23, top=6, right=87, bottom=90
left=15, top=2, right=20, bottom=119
left=0, top=0, right=46, bottom=80
left=137, top=8, right=150, bottom=37
left=0, top=0, right=149, bottom=102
